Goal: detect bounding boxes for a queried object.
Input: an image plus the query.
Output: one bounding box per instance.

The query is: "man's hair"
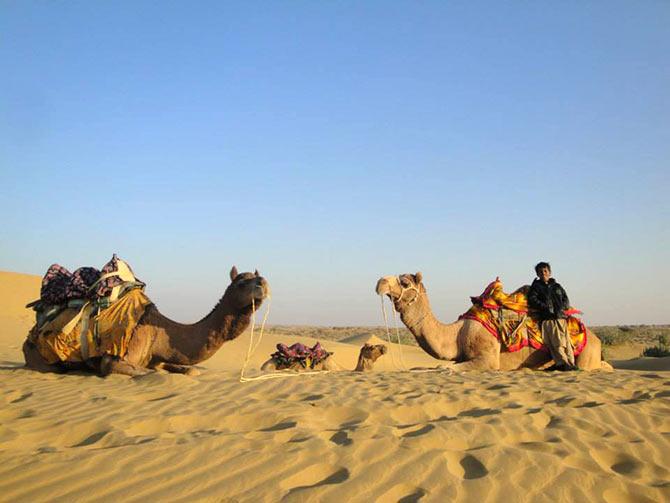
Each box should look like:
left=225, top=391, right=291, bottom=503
left=535, top=262, right=551, bottom=275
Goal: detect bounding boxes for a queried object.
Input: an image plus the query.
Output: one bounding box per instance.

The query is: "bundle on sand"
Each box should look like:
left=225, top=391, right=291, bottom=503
left=459, top=278, right=588, bottom=355
left=269, top=342, right=332, bottom=370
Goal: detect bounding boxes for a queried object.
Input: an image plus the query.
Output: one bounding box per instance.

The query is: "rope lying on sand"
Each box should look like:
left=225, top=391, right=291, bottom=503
left=379, top=294, right=453, bottom=375
left=239, top=294, right=452, bottom=382
left=239, top=296, right=331, bottom=382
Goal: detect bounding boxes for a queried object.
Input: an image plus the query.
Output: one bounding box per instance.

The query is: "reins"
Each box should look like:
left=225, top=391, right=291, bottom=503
left=379, top=279, right=453, bottom=375
left=239, top=294, right=331, bottom=382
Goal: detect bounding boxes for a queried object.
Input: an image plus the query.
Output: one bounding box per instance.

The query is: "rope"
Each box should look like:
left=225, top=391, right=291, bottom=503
left=380, top=296, right=405, bottom=370
left=379, top=293, right=453, bottom=375
left=390, top=300, right=410, bottom=371
left=239, top=294, right=330, bottom=382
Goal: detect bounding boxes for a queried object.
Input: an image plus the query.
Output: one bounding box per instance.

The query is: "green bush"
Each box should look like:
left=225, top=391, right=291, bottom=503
left=641, top=335, right=670, bottom=357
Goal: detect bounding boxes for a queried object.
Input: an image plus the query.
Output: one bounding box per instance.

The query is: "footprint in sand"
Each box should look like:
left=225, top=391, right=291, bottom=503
left=402, top=424, right=435, bottom=438
left=281, top=465, right=349, bottom=499
left=610, top=456, right=642, bottom=477
left=259, top=421, right=297, bottom=432
left=329, top=430, right=353, bottom=446
left=459, top=455, right=489, bottom=480
left=72, top=430, right=110, bottom=447
left=301, top=394, right=324, bottom=401
left=458, top=407, right=501, bottom=418
left=379, top=484, right=427, bottom=502
left=7, top=391, right=33, bottom=404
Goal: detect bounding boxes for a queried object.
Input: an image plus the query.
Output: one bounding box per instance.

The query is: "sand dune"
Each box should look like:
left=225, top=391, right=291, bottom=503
left=1, top=271, right=669, bottom=502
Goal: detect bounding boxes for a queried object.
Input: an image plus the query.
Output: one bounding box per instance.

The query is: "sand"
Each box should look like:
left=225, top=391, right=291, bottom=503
left=0, top=272, right=668, bottom=502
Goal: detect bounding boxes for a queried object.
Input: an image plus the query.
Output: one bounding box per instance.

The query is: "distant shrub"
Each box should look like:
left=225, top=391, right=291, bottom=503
left=641, top=335, right=670, bottom=358
left=593, top=327, right=627, bottom=346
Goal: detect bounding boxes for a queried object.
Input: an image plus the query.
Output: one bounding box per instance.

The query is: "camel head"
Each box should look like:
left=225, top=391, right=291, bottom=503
left=375, top=272, right=424, bottom=312
left=359, top=343, right=388, bottom=363
left=225, top=266, right=270, bottom=310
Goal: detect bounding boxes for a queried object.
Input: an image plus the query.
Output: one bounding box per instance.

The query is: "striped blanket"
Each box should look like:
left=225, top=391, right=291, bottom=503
left=459, top=278, right=588, bottom=355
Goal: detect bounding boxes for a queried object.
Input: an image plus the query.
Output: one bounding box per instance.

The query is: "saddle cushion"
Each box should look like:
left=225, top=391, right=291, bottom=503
left=460, top=278, right=588, bottom=355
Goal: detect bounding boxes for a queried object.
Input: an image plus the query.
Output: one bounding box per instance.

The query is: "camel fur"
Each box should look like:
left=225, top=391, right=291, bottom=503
left=23, top=266, right=270, bottom=377
left=260, top=343, right=387, bottom=372
left=376, top=273, right=611, bottom=371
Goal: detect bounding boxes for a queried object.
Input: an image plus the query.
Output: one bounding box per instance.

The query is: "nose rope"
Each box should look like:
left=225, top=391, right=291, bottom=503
left=390, top=299, right=410, bottom=371
left=379, top=280, right=454, bottom=375
left=381, top=295, right=405, bottom=371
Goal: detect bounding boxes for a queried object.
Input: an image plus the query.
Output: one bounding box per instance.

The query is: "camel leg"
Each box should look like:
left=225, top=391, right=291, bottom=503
left=260, top=359, right=277, bottom=371
left=575, top=331, right=602, bottom=371
left=99, top=355, right=152, bottom=377
left=22, top=340, right=65, bottom=374
left=155, top=362, right=200, bottom=376
left=455, top=328, right=501, bottom=370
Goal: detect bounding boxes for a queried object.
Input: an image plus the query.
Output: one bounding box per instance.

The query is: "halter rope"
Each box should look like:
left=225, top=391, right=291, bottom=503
left=379, top=278, right=453, bottom=375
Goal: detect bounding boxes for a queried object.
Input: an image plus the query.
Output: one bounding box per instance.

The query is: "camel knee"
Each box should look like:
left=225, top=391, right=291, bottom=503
left=23, top=340, right=63, bottom=373
left=260, top=360, right=277, bottom=371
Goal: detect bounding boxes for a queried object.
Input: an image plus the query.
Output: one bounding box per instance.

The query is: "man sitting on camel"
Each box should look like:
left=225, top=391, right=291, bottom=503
left=528, top=261, right=576, bottom=371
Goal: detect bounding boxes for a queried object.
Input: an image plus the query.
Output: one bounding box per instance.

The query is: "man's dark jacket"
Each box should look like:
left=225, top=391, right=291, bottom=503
left=527, top=278, right=570, bottom=320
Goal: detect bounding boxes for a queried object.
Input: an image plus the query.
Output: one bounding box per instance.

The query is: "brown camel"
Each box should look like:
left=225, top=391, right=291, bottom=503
left=23, top=267, right=270, bottom=377
left=376, top=273, right=610, bottom=371
left=260, top=343, right=388, bottom=372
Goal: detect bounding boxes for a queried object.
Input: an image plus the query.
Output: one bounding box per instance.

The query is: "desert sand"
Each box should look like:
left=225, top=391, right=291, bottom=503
left=0, top=271, right=668, bottom=502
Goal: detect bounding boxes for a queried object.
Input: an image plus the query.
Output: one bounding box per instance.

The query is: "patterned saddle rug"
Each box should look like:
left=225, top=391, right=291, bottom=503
left=270, top=342, right=332, bottom=370
left=459, top=278, right=588, bottom=355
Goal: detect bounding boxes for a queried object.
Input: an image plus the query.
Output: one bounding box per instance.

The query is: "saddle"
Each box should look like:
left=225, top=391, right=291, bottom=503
left=26, top=255, right=151, bottom=363
left=270, top=342, right=332, bottom=369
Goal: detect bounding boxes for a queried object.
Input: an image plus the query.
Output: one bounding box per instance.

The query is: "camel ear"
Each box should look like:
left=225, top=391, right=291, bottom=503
left=230, top=266, right=239, bottom=282
left=415, top=272, right=423, bottom=284
left=254, top=269, right=260, bottom=277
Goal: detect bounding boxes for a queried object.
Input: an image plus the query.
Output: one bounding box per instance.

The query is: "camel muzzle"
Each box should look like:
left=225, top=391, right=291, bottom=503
left=375, top=278, right=391, bottom=296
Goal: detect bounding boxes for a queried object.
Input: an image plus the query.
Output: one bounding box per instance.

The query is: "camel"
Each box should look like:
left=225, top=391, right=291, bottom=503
left=260, top=343, right=388, bottom=372
left=376, top=272, right=610, bottom=371
left=23, top=266, right=270, bottom=377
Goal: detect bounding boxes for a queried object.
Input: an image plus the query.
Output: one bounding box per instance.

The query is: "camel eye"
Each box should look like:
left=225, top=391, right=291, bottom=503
left=400, top=277, right=410, bottom=287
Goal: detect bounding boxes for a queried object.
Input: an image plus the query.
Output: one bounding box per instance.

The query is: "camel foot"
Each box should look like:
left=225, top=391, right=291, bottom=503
left=156, top=363, right=200, bottom=376
left=22, top=340, right=66, bottom=374
left=100, top=355, right=152, bottom=377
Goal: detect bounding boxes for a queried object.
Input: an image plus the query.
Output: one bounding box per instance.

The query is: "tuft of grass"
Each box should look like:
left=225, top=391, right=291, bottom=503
left=592, top=325, right=670, bottom=346
left=641, top=335, right=670, bottom=357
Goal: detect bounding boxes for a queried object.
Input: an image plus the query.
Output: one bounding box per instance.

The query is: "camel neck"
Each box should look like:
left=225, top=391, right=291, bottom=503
left=156, top=296, right=254, bottom=365
left=354, top=355, right=373, bottom=371
left=399, top=294, right=459, bottom=360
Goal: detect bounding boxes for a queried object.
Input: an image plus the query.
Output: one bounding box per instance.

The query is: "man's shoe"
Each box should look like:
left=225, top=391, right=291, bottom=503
left=545, top=363, right=564, bottom=371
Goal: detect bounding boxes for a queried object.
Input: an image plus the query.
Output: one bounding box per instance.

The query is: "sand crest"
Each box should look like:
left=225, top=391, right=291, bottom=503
left=1, top=272, right=668, bottom=502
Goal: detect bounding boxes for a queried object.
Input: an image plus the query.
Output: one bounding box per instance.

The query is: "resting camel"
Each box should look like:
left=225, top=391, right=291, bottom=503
left=23, top=267, right=269, bottom=377
left=260, top=343, right=388, bottom=372
left=376, top=272, right=609, bottom=371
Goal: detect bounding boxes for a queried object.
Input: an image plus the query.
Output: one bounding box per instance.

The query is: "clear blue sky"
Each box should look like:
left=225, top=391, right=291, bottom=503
left=1, top=1, right=668, bottom=326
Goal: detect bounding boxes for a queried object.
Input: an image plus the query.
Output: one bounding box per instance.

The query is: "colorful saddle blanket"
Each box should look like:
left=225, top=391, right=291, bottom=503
left=270, top=342, right=332, bottom=369
left=459, top=278, right=588, bottom=355
left=39, top=254, right=144, bottom=306
left=28, top=288, right=152, bottom=364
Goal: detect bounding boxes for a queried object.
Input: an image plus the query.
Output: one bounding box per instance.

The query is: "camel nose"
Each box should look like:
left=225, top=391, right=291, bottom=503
left=375, top=278, right=390, bottom=295
left=256, top=277, right=270, bottom=296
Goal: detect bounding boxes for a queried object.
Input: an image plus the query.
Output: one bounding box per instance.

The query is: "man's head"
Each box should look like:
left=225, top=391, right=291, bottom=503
left=535, top=262, right=552, bottom=283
